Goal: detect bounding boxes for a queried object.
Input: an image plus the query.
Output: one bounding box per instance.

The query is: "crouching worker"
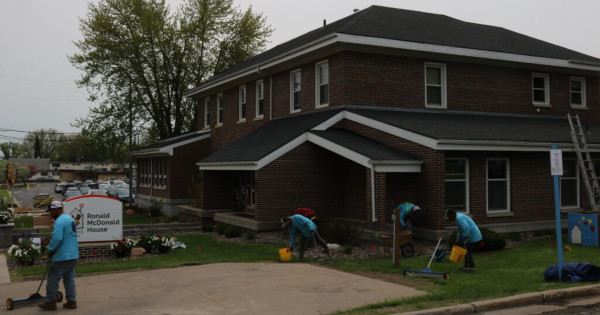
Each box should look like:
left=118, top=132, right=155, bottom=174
left=282, top=215, right=332, bottom=260
left=396, top=202, right=420, bottom=231
left=446, top=209, right=482, bottom=271
left=39, top=201, right=79, bottom=310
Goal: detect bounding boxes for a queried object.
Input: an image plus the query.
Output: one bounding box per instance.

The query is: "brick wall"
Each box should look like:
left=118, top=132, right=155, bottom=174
left=200, top=170, right=234, bottom=210
left=343, top=160, right=367, bottom=221
left=169, top=140, right=211, bottom=199
left=255, top=142, right=345, bottom=222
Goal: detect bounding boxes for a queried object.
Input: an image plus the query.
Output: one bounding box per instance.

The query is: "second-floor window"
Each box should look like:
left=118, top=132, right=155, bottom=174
left=256, top=80, right=264, bottom=118
left=316, top=60, right=329, bottom=107
left=291, top=69, right=301, bottom=112
left=217, top=93, right=223, bottom=125
left=571, top=77, right=586, bottom=107
left=239, top=85, right=246, bottom=121
left=425, top=62, right=446, bottom=108
left=532, top=73, right=549, bottom=105
left=204, top=97, right=210, bottom=128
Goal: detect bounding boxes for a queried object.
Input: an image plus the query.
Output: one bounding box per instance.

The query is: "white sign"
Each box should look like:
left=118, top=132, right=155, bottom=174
left=63, top=195, right=122, bottom=243
left=550, top=149, right=563, bottom=176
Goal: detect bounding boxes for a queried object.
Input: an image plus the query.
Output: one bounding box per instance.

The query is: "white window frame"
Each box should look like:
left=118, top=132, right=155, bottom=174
left=570, top=77, right=586, bottom=108
left=532, top=73, right=550, bottom=105
left=425, top=62, right=447, bottom=108
left=486, top=158, right=510, bottom=212
left=216, top=93, right=223, bottom=126
left=203, top=97, right=210, bottom=128
left=445, top=158, right=470, bottom=213
left=290, top=69, right=301, bottom=113
left=315, top=60, right=329, bottom=108
left=256, top=80, right=264, bottom=118
left=238, top=85, right=246, bottom=122
left=560, top=159, right=580, bottom=209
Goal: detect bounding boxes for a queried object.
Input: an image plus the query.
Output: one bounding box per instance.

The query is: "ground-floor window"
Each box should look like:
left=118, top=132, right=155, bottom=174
left=487, top=158, right=509, bottom=211
left=445, top=158, right=469, bottom=212
left=561, top=159, right=579, bottom=208
left=139, top=157, right=167, bottom=188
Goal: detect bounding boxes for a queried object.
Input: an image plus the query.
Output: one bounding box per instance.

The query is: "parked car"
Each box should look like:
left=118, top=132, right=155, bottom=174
left=54, top=183, right=65, bottom=194
left=84, top=180, right=95, bottom=185
left=96, top=180, right=105, bottom=185
left=117, top=189, right=135, bottom=203
left=63, top=190, right=82, bottom=202
left=33, top=193, right=53, bottom=207
left=61, top=184, right=75, bottom=196
left=66, top=187, right=79, bottom=192
left=99, top=184, right=109, bottom=191
left=88, top=189, right=107, bottom=196
left=79, top=187, right=91, bottom=195
left=114, top=181, right=126, bottom=188
left=72, top=180, right=83, bottom=188
left=87, top=183, right=99, bottom=190
left=106, top=186, right=119, bottom=198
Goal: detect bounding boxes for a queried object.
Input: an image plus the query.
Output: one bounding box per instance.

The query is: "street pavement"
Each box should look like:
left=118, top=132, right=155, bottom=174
left=0, top=262, right=426, bottom=315
left=10, top=182, right=56, bottom=208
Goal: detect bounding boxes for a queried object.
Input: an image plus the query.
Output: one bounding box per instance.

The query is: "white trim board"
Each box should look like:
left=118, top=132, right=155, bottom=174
left=130, top=134, right=211, bottom=157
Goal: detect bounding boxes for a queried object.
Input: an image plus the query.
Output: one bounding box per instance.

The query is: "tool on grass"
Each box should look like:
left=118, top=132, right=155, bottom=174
left=403, top=235, right=450, bottom=280
left=6, top=258, right=63, bottom=310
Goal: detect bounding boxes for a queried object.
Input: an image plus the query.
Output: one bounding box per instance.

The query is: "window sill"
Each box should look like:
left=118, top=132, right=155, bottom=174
left=236, top=119, right=246, bottom=124
left=139, top=185, right=150, bottom=188
left=315, top=104, right=329, bottom=109
left=570, top=105, right=588, bottom=110
left=561, top=207, right=583, bottom=213
left=202, top=126, right=210, bottom=131
left=215, top=124, right=223, bottom=129
left=486, top=212, right=513, bottom=218
left=425, top=105, right=447, bottom=109
left=246, top=205, right=256, bottom=210
left=153, top=186, right=167, bottom=190
left=533, top=103, right=552, bottom=108
left=254, top=116, right=264, bottom=121
left=290, top=109, right=301, bottom=114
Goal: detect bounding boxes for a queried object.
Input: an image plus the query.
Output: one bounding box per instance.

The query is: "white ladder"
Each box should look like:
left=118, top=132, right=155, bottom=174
left=567, top=112, right=600, bottom=211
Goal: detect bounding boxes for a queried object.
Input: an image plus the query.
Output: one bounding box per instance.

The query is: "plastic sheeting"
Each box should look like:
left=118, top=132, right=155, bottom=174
left=544, top=262, right=600, bottom=283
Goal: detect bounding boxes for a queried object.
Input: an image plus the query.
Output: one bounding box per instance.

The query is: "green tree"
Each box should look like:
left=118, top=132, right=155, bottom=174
left=15, top=164, right=31, bottom=185
left=34, top=134, right=41, bottom=158
left=55, top=134, right=101, bottom=162
left=69, top=0, right=272, bottom=162
left=22, top=129, right=62, bottom=159
left=0, top=142, right=24, bottom=160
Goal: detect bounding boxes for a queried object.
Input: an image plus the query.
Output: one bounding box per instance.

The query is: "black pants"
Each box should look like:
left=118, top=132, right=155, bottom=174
left=465, top=241, right=477, bottom=268
left=298, top=230, right=329, bottom=259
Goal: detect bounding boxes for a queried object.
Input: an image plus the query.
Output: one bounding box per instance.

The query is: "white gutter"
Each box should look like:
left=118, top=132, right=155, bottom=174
left=269, top=75, right=273, bottom=121
left=371, top=168, right=376, bottom=223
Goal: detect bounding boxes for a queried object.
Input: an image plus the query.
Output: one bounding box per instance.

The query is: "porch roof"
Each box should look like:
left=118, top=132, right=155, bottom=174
left=129, top=130, right=210, bottom=156
left=346, top=106, right=600, bottom=145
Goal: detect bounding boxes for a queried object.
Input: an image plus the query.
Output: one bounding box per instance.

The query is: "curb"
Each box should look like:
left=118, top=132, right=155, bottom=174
left=394, top=283, right=600, bottom=315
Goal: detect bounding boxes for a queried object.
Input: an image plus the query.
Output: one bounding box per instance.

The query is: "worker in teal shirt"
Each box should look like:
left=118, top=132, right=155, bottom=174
left=446, top=208, right=482, bottom=271
left=396, top=202, right=420, bottom=230
left=39, top=201, right=79, bottom=310
left=282, top=214, right=332, bottom=260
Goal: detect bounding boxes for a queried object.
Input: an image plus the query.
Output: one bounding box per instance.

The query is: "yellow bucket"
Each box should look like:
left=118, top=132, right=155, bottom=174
left=279, top=248, right=292, bottom=262
left=449, top=245, right=467, bottom=263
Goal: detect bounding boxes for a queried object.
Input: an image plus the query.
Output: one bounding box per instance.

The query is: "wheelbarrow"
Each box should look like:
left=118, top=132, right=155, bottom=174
left=397, top=231, right=415, bottom=257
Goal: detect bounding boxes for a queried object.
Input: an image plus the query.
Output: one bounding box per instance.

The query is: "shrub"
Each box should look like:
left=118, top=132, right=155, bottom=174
left=342, top=245, right=353, bottom=255
left=245, top=232, right=256, bottom=240
left=201, top=224, right=214, bottom=233
left=7, top=236, right=41, bottom=265
left=447, top=228, right=506, bottom=251
left=186, top=173, right=203, bottom=207
left=224, top=225, right=241, bottom=238
left=505, top=232, right=521, bottom=241
left=533, top=230, right=545, bottom=237
left=145, top=198, right=164, bottom=217
left=161, top=214, right=178, bottom=223
left=217, top=224, right=230, bottom=235
left=318, top=219, right=363, bottom=246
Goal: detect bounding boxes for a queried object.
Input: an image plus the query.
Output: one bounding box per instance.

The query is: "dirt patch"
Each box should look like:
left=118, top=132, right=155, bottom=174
left=348, top=270, right=437, bottom=289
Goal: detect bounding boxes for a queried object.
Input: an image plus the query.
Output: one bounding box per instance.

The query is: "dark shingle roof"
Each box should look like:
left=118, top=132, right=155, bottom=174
left=200, top=108, right=343, bottom=164
left=346, top=106, right=600, bottom=144
left=196, top=6, right=600, bottom=90
left=130, top=131, right=208, bottom=152
left=309, top=129, right=420, bottom=161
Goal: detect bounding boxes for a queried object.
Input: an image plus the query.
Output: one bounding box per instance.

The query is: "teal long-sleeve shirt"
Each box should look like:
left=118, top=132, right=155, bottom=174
left=47, top=213, right=79, bottom=261
left=397, top=202, right=415, bottom=227
left=455, top=213, right=482, bottom=244
left=287, top=215, right=317, bottom=248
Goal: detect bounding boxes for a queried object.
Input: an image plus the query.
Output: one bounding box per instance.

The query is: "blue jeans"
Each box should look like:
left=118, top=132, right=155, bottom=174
left=46, top=259, right=77, bottom=303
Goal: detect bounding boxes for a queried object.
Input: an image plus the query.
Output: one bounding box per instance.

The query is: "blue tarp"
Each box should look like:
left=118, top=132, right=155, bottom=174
left=543, top=262, right=600, bottom=283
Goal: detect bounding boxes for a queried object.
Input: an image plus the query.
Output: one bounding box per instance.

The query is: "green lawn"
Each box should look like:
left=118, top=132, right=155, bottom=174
left=11, top=234, right=285, bottom=280
left=325, top=236, right=600, bottom=314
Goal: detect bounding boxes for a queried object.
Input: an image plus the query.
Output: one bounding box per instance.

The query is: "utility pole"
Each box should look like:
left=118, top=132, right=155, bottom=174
left=128, top=84, right=134, bottom=205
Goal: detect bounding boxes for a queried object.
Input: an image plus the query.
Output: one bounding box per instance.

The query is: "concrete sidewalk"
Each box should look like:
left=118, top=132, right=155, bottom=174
left=0, top=262, right=425, bottom=314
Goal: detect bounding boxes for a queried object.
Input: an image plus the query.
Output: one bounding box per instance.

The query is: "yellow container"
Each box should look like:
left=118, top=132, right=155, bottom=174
left=279, top=248, right=292, bottom=262
left=449, top=245, right=467, bottom=263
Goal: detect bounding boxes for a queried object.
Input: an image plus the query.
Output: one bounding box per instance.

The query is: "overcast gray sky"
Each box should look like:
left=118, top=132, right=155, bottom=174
left=1, top=0, right=599, bottom=146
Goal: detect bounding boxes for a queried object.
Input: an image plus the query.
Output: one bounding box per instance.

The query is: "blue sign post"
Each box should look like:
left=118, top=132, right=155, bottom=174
left=550, top=145, right=564, bottom=281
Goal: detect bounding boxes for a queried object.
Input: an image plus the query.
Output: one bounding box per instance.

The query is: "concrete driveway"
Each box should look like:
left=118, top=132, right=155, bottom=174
left=0, top=263, right=425, bottom=315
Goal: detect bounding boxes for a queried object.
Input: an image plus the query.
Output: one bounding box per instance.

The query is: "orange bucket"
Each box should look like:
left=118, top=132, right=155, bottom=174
left=449, top=245, right=467, bottom=263
left=279, top=248, right=291, bottom=262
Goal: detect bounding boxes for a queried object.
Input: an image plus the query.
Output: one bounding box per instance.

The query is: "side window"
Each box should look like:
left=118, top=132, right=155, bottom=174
left=315, top=60, right=329, bottom=107
left=256, top=80, right=264, bottom=118
left=532, top=73, right=549, bottom=105
left=239, top=86, right=246, bottom=121
left=487, top=159, right=510, bottom=212
left=560, top=159, right=579, bottom=208
left=445, top=159, right=469, bottom=213
left=290, top=69, right=301, bottom=112
left=425, top=63, right=447, bottom=108
left=217, top=93, right=223, bottom=125
left=204, top=97, right=210, bottom=128
left=570, top=77, right=586, bottom=107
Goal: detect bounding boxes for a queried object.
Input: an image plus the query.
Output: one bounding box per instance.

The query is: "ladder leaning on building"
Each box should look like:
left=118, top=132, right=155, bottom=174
left=567, top=112, right=600, bottom=211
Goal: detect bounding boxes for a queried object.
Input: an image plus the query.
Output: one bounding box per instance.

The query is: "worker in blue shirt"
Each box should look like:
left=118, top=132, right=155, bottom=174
left=282, top=214, right=332, bottom=260
left=38, top=201, right=79, bottom=310
left=396, top=202, right=420, bottom=230
left=446, top=208, right=482, bottom=271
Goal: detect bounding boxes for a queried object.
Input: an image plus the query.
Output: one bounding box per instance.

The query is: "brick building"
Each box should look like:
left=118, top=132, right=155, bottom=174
left=134, top=6, right=600, bottom=239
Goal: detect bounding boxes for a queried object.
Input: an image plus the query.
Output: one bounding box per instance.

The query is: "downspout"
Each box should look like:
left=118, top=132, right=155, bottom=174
left=150, top=158, right=153, bottom=199
left=371, top=167, right=377, bottom=222
left=269, top=75, right=273, bottom=120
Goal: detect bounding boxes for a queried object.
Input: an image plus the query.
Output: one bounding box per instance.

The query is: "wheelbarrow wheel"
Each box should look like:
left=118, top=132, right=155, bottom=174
left=6, top=298, right=13, bottom=310
left=401, top=244, right=415, bottom=257
left=57, top=291, right=64, bottom=302
left=444, top=272, right=450, bottom=280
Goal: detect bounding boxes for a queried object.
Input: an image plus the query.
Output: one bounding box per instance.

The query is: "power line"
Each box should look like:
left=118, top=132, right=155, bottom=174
left=0, top=74, right=75, bottom=85
left=0, top=128, right=80, bottom=135
left=0, top=91, right=88, bottom=102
